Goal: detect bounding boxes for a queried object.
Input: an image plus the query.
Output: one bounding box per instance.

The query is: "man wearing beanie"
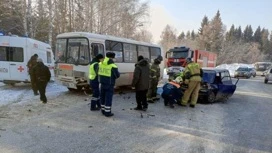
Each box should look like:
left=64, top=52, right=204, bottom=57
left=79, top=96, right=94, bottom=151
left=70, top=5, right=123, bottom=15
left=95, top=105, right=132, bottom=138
left=98, top=52, right=120, bottom=117
left=89, top=54, right=104, bottom=111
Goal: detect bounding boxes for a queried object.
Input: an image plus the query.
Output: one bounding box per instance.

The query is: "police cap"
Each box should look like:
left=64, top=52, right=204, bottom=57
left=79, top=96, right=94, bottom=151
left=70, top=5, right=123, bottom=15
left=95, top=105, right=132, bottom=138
left=106, top=52, right=115, bottom=58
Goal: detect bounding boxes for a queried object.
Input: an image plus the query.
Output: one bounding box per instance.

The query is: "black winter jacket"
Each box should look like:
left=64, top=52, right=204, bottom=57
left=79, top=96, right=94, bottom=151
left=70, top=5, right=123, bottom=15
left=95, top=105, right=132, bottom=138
left=32, top=62, right=51, bottom=83
left=132, top=59, right=150, bottom=91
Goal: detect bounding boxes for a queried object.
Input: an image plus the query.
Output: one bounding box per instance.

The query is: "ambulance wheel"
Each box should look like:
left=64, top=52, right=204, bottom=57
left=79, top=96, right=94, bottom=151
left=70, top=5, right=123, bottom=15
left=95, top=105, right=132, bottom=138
left=205, top=91, right=216, bottom=103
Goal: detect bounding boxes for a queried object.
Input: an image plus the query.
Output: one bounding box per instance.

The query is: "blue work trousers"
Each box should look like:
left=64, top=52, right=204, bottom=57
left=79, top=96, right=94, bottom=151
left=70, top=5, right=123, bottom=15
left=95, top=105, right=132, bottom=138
left=100, top=84, right=114, bottom=115
left=90, top=81, right=101, bottom=109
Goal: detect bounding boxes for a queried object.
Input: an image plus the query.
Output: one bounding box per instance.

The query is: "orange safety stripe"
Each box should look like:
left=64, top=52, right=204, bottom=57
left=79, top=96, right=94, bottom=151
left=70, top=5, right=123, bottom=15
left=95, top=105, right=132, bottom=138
left=169, top=81, right=180, bottom=88
left=59, top=64, right=73, bottom=70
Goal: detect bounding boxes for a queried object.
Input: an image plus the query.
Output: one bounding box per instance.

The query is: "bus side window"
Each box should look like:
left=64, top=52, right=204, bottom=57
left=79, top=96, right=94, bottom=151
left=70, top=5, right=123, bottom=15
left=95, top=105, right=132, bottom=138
left=138, top=45, right=150, bottom=62
left=105, top=40, right=123, bottom=63
left=91, top=43, right=104, bottom=59
left=150, top=47, right=161, bottom=62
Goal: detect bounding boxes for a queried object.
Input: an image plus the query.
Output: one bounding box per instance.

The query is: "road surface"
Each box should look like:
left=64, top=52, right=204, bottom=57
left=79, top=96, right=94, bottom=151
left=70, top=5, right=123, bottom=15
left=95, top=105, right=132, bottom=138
left=0, top=77, right=272, bottom=153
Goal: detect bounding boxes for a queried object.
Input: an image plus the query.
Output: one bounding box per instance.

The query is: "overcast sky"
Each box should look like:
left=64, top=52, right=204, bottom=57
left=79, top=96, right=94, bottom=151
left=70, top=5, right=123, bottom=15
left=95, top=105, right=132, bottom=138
left=147, top=0, right=272, bottom=43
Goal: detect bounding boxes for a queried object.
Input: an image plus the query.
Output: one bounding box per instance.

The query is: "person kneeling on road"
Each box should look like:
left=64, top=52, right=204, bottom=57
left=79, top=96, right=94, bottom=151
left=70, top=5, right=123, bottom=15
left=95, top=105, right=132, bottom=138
left=32, top=58, right=51, bottom=104
left=161, top=77, right=183, bottom=108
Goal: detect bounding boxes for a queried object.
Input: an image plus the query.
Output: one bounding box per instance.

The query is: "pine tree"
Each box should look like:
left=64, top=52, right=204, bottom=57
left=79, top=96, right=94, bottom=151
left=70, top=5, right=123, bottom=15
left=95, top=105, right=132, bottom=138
left=260, top=28, right=269, bottom=53
left=226, top=24, right=235, bottom=41
left=253, top=26, right=262, bottom=43
left=243, top=25, right=253, bottom=42
left=178, top=31, right=185, bottom=40
left=186, top=30, right=191, bottom=39
left=198, top=15, right=209, bottom=35
left=209, top=10, right=224, bottom=52
left=236, top=26, right=242, bottom=40
left=191, top=30, right=196, bottom=40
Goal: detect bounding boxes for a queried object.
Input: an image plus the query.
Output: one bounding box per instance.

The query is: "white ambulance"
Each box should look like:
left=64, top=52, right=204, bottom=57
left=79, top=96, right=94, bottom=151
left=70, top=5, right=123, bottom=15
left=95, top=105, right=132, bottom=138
left=0, top=35, right=55, bottom=85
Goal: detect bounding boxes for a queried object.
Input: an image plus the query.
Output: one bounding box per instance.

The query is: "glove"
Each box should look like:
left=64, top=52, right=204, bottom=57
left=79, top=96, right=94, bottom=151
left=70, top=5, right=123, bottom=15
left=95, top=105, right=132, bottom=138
left=184, top=79, right=189, bottom=84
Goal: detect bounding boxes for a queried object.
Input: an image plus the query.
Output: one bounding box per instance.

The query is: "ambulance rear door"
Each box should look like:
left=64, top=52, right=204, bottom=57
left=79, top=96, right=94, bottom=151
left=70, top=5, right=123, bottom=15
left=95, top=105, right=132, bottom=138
left=0, top=38, right=11, bottom=80
left=8, top=38, right=28, bottom=81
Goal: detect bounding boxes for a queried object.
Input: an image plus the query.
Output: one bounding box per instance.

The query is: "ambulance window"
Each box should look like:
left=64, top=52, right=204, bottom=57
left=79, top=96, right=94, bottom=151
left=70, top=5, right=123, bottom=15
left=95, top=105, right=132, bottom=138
left=150, top=47, right=161, bottom=61
left=47, top=52, right=52, bottom=63
left=138, top=45, right=150, bottom=61
left=9, top=47, right=23, bottom=62
left=91, top=43, right=104, bottom=59
left=123, top=43, right=137, bottom=63
left=0, top=47, right=8, bottom=61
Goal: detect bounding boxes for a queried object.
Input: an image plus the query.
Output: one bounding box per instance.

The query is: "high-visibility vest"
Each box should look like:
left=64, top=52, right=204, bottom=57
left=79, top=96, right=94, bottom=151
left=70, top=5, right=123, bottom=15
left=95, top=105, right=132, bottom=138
left=89, top=62, right=98, bottom=80
left=98, top=57, right=118, bottom=77
left=187, top=62, right=201, bottom=76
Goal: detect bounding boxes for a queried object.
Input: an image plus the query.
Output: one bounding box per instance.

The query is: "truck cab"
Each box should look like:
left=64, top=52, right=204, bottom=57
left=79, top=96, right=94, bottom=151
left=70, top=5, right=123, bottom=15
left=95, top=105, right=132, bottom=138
left=165, top=46, right=193, bottom=75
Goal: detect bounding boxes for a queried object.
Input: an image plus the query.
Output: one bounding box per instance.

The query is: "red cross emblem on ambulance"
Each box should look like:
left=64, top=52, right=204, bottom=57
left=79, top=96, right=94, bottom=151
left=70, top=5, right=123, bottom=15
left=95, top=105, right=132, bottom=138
left=17, top=66, right=24, bottom=72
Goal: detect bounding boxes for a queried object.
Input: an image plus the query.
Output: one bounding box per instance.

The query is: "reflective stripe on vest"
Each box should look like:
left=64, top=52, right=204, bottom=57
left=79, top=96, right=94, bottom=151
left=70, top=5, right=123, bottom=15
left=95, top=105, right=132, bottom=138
left=89, top=62, right=98, bottom=80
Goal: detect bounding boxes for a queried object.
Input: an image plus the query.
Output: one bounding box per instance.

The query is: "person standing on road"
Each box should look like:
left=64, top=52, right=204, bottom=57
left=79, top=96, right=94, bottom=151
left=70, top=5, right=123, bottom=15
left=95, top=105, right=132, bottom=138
left=132, top=55, right=150, bottom=111
left=147, top=55, right=163, bottom=103
left=98, top=52, right=120, bottom=117
left=89, top=54, right=104, bottom=111
left=181, top=57, right=203, bottom=108
left=27, top=54, right=39, bottom=95
left=32, top=58, right=51, bottom=104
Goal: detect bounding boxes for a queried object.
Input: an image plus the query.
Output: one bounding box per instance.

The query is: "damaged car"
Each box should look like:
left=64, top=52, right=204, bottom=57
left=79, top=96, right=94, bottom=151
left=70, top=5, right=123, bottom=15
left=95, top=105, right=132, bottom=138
left=180, top=68, right=239, bottom=103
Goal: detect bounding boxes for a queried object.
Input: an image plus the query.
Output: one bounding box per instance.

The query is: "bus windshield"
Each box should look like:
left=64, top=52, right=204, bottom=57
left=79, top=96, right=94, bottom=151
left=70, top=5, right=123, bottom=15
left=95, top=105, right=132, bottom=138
left=254, top=62, right=272, bottom=71
left=55, top=38, right=90, bottom=65
left=167, top=51, right=188, bottom=58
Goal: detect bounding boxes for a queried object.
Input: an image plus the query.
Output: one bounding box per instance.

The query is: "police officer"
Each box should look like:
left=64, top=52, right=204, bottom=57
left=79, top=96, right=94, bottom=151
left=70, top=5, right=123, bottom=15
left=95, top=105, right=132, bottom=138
left=147, top=55, right=163, bottom=103
left=162, top=78, right=183, bottom=108
left=27, top=54, right=39, bottom=95
left=181, top=57, right=203, bottom=108
left=89, top=54, right=104, bottom=111
left=98, top=52, right=120, bottom=117
left=32, top=58, right=51, bottom=104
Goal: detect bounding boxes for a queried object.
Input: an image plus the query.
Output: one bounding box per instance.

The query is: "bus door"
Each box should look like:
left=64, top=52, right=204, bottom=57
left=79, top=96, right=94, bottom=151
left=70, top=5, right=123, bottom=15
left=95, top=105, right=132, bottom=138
left=45, top=50, right=55, bottom=80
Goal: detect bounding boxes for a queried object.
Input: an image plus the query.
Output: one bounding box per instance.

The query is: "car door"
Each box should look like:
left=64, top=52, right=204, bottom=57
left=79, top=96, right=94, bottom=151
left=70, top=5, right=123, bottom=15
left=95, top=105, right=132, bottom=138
left=217, top=71, right=237, bottom=99
left=268, top=69, right=272, bottom=81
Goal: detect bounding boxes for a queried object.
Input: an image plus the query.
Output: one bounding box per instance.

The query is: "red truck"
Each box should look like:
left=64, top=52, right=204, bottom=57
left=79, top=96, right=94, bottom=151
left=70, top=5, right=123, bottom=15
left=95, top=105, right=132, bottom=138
left=165, top=46, right=217, bottom=75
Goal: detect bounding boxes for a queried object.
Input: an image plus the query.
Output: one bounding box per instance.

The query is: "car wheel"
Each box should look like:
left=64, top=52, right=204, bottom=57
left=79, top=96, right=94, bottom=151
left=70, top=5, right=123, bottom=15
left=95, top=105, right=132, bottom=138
left=264, top=79, right=268, bottom=84
left=206, top=91, right=216, bottom=103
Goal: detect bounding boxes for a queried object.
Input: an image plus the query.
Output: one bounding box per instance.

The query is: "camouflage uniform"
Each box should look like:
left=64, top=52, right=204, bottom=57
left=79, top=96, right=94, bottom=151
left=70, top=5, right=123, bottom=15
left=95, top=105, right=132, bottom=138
left=147, top=55, right=163, bottom=103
